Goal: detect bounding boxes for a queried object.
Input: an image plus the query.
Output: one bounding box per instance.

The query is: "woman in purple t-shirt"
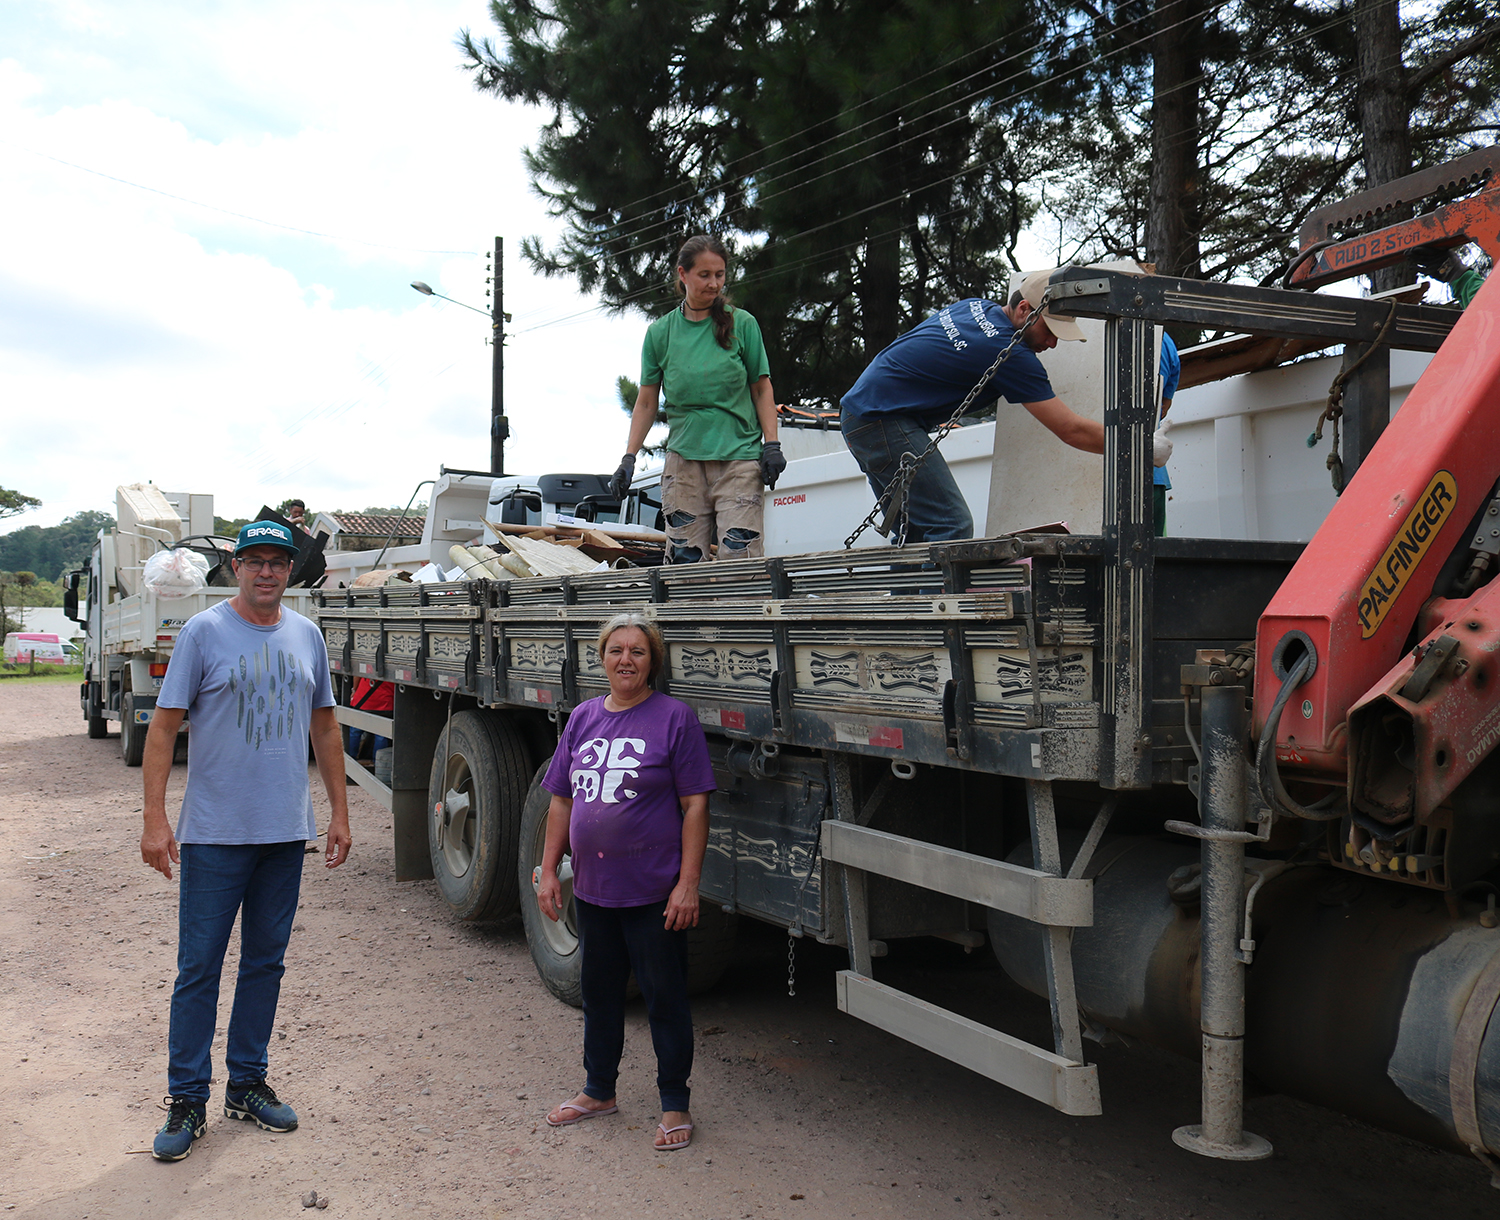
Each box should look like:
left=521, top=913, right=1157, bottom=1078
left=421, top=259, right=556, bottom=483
left=536, top=611, right=715, bottom=1151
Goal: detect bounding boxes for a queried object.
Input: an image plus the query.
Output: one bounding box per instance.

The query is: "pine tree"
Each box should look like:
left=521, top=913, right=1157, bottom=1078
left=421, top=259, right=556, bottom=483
left=462, top=0, right=1498, bottom=406
left=461, top=0, right=1054, bottom=404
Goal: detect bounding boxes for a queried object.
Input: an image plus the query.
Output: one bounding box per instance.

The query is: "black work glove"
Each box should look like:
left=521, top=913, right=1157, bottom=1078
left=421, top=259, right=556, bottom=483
left=608, top=453, right=636, bottom=500
left=1413, top=246, right=1463, bottom=283
left=759, top=441, right=786, bottom=490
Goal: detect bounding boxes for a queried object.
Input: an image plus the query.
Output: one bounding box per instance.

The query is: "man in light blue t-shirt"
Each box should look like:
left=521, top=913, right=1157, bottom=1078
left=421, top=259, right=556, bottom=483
left=140, top=519, right=350, bottom=1161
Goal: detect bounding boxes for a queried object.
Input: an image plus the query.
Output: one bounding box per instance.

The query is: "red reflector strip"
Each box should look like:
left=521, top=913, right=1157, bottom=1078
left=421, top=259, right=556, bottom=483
left=834, top=721, right=904, bottom=750
left=523, top=686, right=555, bottom=705
left=697, top=707, right=746, bottom=731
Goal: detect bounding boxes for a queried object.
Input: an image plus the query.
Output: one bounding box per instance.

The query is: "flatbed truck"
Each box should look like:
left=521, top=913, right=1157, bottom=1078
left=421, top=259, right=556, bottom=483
left=314, top=242, right=1500, bottom=1178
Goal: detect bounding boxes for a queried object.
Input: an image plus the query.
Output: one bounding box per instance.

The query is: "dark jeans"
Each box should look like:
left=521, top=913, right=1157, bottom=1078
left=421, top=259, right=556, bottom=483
left=841, top=412, right=974, bottom=543
left=576, top=898, right=693, bottom=1112
left=346, top=728, right=390, bottom=760
left=168, top=841, right=304, bottom=1101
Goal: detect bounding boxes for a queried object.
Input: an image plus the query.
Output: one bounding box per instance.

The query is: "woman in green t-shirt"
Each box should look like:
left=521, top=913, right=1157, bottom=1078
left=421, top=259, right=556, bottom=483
left=609, top=235, right=784, bottom=563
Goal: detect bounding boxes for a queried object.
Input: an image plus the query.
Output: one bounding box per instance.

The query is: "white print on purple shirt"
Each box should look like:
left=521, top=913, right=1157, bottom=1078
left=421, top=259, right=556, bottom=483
left=571, top=736, right=646, bottom=803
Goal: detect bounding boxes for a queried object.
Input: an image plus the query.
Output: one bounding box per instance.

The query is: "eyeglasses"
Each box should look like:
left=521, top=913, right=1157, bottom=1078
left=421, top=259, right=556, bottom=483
left=236, top=556, right=291, bottom=573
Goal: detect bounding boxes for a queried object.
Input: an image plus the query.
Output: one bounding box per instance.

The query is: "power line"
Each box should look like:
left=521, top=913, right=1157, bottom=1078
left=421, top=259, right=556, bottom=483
left=6, top=141, right=482, bottom=256
left=515, top=0, right=1229, bottom=297
left=580, top=13, right=1155, bottom=257
left=509, top=6, right=1211, bottom=332
left=514, top=0, right=1386, bottom=334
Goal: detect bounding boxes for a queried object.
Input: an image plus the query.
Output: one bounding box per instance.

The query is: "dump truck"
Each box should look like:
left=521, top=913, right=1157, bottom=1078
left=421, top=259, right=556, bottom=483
left=66, top=484, right=321, bottom=765
left=313, top=158, right=1500, bottom=1176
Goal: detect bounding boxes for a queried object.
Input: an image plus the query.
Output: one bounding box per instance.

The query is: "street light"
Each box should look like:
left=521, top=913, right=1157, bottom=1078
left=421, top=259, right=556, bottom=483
left=410, top=282, right=490, bottom=317
left=410, top=237, right=509, bottom=475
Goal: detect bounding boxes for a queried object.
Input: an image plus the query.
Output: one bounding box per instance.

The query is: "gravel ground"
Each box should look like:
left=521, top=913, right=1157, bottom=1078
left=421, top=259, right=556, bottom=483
left=2, top=677, right=1497, bottom=1219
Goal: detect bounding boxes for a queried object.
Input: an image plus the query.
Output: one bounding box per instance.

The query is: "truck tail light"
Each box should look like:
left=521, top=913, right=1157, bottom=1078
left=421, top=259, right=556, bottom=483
left=149, top=662, right=168, bottom=678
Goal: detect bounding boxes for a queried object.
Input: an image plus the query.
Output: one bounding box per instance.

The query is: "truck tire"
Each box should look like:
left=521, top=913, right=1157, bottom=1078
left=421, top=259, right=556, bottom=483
left=87, top=684, right=108, bottom=740
left=120, top=692, right=145, bottom=767
left=427, top=711, right=532, bottom=921
left=518, top=765, right=584, bottom=1006
left=517, top=760, right=739, bottom=1008
left=686, top=903, right=739, bottom=995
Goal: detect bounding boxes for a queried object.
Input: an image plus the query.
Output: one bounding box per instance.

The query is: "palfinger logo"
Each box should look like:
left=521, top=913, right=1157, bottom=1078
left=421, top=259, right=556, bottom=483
left=1357, top=471, right=1457, bottom=639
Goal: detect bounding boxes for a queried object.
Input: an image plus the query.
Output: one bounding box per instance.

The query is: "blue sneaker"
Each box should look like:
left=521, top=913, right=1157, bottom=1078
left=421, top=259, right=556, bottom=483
left=152, top=1096, right=207, bottom=1161
left=224, top=1079, right=298, bottom=1132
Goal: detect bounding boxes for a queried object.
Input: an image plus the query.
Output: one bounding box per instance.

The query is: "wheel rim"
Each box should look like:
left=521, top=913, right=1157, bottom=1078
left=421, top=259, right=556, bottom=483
left=434, top=749, right=478, bottom=878
left=529, top=803, right=578, bottom=958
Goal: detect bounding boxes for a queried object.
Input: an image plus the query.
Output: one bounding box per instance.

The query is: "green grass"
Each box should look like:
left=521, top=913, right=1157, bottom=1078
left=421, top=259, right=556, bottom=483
left=0, top=663, right=84, bottom=683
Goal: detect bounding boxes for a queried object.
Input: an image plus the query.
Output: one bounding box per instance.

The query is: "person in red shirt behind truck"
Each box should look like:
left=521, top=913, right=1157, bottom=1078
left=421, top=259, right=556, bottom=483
left=345, top=677, right=392, bottom=762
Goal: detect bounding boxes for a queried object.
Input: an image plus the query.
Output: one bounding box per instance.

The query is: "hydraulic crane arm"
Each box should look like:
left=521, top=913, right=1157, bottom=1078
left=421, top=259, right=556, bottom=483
left=1253, top=270, right=1500, bottom=791
left=1287, top=147, right=1500, bottom=290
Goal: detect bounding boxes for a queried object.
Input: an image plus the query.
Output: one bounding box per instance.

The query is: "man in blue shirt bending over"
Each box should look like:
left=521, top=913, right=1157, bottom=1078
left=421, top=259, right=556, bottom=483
left=840, top=269, right=1169, bottom=543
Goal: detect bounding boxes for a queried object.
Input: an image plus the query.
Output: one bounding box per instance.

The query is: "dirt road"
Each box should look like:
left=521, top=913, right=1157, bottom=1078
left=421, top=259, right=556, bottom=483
left=1, top=679, right=1496, bottom=1219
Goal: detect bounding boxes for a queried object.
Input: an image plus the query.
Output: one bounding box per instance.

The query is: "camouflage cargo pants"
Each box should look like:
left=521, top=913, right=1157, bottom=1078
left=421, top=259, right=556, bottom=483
left=661, top=452, right=764, bottom=563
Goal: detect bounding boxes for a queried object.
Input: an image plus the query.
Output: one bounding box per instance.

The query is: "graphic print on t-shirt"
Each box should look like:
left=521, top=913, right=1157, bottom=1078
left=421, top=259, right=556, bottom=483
left=229, top=638, right=309, bottom=751
left=570, top=736, right=646, bottom=804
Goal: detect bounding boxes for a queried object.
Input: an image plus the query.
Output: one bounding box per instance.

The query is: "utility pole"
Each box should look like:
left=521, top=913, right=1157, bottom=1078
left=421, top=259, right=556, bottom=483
left=489, top=237, right=508, bottom=475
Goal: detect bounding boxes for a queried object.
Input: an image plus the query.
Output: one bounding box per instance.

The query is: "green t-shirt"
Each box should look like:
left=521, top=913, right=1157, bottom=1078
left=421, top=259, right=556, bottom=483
left=1454, top=268, right=1484, bottom=310
left=641, top=305, right=771, bottom=461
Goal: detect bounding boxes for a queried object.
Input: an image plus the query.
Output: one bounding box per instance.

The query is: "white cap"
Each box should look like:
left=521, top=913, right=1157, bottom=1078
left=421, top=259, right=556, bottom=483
left=1017, top=269, right=1087, bottom=342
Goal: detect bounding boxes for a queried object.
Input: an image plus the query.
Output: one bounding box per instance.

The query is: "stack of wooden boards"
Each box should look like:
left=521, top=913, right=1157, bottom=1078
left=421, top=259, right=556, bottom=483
left=445, top=520, right=667, bottom=581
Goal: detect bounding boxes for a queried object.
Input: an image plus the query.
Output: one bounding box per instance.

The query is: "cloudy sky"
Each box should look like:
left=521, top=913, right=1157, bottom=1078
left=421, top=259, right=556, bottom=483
left=2, top=0, right=651, bottom=529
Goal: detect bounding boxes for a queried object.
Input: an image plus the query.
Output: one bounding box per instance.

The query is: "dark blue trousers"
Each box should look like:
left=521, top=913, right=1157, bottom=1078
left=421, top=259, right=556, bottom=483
left=841, top=412, right=976, bottom=542
left=168, top=841, right=304, bottom=1102
left=576, top=898, right=693, bottom=1112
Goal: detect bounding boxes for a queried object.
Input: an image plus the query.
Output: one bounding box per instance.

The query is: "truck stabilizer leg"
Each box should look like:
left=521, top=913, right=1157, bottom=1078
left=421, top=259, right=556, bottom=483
left=1173, top=685, right=1273, bottom=1161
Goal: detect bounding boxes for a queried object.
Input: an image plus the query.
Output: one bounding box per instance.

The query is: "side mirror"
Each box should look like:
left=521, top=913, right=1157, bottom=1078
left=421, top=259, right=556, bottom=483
left=499, top=493, right=541, bottom=526
left=63, top=570, right=82, bottom=623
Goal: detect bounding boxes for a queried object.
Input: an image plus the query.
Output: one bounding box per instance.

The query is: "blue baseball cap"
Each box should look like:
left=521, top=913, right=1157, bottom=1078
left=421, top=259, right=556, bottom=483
left=234, top=520, right=299, bottom=556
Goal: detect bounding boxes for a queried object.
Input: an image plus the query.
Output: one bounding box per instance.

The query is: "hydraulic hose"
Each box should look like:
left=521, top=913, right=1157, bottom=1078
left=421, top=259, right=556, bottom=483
left=1255, top=650, right=1343, bottom=821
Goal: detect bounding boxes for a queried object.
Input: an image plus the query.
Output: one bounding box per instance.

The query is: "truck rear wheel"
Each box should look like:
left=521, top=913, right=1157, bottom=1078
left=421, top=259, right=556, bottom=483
left=120, top=692, right=144, bottom=766
left=518, top=760, right=739, bottom=1009
left=518, top=765, right=583, bottom=1006
left=427, top=711, right=531, bottom=921
left=686, top=903, right=739, bottom=995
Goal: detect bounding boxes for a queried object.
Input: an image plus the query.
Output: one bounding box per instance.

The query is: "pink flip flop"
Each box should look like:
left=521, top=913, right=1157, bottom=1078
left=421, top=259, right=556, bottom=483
left=546, top=1101, right=619, bottom=1127
left=655, top=1121, right=694, bottom=1150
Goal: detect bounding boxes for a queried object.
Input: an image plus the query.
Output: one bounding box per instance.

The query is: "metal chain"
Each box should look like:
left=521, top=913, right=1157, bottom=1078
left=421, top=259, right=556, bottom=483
left=844, top=295, right=1051, bottom=550
left=1306, top=300, right=1399, bottom=497
left=786, top=933, right=797, bottom=997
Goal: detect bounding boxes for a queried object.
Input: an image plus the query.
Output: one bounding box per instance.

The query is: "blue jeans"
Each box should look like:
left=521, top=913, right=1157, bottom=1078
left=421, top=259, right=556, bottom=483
left=841, top=412, right=974, bottom=543
left=168, top=841, right=304, bottom=1102
left=346, top=728, right=390, bottom=760
left=576, top=898, right=693, bottom=1112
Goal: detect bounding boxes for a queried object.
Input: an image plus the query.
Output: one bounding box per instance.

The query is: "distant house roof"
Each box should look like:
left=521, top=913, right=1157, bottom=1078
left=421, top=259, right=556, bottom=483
left=322, top=513, right=425, bottom=539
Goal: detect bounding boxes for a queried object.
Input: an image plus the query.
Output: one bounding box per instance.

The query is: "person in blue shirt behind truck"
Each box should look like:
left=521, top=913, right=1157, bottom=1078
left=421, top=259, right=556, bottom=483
left=1155, top=332, right=1180, bottom=537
